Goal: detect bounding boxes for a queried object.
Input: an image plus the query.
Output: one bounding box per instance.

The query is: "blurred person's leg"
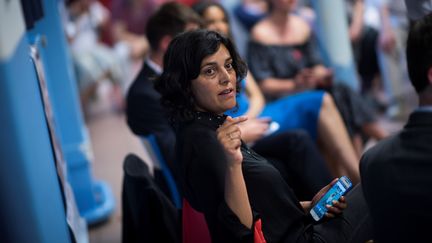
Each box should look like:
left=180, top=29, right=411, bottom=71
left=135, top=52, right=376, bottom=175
left=252, top=130, right=332, bottom=200
left=377, top=26, right=410, bottom=119
left=317, top=94, right=360, bottom=184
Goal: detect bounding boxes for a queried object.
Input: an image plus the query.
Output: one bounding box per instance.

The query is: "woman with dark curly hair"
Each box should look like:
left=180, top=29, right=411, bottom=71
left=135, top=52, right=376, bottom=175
left=155, top=29, right=372, bottom=243
left=191, top=0, right=364, bottom=186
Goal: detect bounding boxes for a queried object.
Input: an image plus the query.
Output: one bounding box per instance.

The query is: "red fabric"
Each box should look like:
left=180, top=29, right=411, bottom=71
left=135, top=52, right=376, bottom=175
left=182, top=199, right=211, bottom=243
left=183, top=198, right=266, bottom=243
left=176, top=0, right=199, bottom=6
left=254, top=219, right=266, bottom=243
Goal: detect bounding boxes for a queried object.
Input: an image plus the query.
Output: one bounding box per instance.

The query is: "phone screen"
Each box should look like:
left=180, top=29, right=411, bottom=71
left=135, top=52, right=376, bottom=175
left=310, top=176, right=353, bottom=221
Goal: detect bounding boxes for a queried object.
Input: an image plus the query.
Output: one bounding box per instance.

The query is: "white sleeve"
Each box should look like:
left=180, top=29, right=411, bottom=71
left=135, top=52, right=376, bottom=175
left=89, top=1, right=110, bottom=27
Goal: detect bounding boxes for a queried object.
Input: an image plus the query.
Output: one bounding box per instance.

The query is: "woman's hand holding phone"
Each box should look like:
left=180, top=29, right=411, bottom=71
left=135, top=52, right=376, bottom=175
left=310, top=178, right=348, bottom=219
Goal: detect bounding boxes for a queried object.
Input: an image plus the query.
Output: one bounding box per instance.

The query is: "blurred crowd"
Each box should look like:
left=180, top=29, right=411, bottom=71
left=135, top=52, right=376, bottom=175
left=62, top=0, right=415, bottom=122
left=60, top=0, right=432, bottom=242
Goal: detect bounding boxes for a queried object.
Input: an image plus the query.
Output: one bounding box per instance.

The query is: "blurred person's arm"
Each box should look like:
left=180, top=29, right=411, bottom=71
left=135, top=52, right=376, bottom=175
left=377, top=0, right=396, bottom=53
left=244, top=72, right=265, bottom=118
left=90, top=1, right=110, bottom=28
left=349, top=0, right=365, bottom=42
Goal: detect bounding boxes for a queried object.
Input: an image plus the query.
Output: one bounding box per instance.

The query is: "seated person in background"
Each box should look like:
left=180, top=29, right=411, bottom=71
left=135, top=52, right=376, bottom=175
left=110, top=0, right=157, bottom=61
left=193, top=1, right=361, bottom=184
left=374, top=0, right=412, bottom=119
left=155, top=29, right=373, bottom=243
left=360, top=13, right=432, bottom=242
left=249, top=0, right=388, bottom=154
left=128, top=2, right=330, bottom=201
left=126, top=2, right=202, bottom=193
left=65, top=0, right=126, bottom=115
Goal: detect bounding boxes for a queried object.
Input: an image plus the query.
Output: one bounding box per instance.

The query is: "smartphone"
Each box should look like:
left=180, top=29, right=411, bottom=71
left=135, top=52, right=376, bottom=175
left=264, top=121, right=280, bottom=136
left=310, top=176, right=353, bottom=221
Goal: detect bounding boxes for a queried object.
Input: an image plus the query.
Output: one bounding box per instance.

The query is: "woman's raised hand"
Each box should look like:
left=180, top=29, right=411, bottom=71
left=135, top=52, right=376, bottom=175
left=217, top=116, right=248, bottom=165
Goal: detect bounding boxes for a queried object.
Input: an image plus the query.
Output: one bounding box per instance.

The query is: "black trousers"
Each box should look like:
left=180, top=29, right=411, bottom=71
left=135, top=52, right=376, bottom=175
left=252, top=130, right=332, bottom=201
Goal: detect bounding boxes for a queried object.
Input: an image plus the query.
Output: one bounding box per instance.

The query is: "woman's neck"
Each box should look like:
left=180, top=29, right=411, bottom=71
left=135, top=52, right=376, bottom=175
left=270, top=10, right=290, bottom=25
left=269, top=11, right=292, bottom=37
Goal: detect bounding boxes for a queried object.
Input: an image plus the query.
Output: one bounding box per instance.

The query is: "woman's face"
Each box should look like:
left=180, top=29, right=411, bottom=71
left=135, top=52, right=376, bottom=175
left=202, top=6, right=230, bottom=36
left=191, top=44, right=237, bottom=115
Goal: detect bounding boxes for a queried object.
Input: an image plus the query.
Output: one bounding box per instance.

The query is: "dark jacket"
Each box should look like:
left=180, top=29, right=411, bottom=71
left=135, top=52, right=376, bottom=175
left=360, top=111, right=432, bottom=242
left=126, top=61, right=176, bottom=169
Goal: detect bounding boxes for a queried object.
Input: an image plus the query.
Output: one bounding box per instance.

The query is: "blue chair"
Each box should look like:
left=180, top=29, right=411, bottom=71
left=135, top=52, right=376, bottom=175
left=141, top=134, right=182, bottom=209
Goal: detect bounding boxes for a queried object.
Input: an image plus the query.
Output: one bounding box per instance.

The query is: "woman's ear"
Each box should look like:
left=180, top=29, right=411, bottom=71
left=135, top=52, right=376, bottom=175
left=160, top=35, right=173, bottom=53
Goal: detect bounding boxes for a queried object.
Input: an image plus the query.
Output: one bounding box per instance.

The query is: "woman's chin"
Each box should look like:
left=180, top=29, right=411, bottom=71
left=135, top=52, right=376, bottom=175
left=226, top=101, right=237, bottom=111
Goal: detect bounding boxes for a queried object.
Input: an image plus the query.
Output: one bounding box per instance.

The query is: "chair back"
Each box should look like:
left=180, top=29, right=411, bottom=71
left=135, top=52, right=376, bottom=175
left=122, top=153, right=179, bottom=243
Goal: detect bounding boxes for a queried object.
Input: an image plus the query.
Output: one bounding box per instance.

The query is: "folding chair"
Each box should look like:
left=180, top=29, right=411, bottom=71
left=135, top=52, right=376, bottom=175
left=122, top=153, right=179, bottom=243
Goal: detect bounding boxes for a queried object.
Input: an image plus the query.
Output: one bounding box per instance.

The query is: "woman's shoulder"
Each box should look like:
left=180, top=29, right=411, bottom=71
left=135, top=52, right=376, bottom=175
left=178, top=120, right=218, bottom=144
left=290, top=15, right=312, bottom=39
left=251, top=14, right=312, bottom=46
left=250, top=18, right=274, bottom=43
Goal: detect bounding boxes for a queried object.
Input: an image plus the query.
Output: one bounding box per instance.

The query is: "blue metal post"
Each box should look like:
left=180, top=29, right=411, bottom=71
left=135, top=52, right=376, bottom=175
left=26, top=0, right=115, bottom=224
left=0, top=1, right=71, bottom=242
left=312, top=0, right=360, bottom=91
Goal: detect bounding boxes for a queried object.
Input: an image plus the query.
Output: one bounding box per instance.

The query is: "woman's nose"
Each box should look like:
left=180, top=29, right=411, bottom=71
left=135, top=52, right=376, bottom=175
left=219, top=68, right=230, bottom=85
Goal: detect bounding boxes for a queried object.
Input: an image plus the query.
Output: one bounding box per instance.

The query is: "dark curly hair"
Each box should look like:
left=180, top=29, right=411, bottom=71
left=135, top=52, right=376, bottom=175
left=406, top=13, right=432, bottom=93
left=154, top=30, right=248, bottom=123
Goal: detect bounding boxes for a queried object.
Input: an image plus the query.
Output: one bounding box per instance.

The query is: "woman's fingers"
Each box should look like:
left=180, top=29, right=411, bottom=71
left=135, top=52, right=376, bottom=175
left=325, top=196, right=348, bottom=218
left=217, top=116, right=247, bottom=140
left=334, top=196, right=347, bottom=209
left=225, top=115, right=248, bottom=126
left=326, top=205, right=342, bottom=215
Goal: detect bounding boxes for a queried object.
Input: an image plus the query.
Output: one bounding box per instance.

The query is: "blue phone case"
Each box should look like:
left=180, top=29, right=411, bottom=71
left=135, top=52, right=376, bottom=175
left=310, top=176, right=353, bottom=221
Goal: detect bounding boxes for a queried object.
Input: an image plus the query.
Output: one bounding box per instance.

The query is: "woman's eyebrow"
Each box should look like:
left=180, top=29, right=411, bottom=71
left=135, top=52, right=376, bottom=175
left=201, top=57, right=233, bottom=68
left=200, top=62, right=217, bottom=69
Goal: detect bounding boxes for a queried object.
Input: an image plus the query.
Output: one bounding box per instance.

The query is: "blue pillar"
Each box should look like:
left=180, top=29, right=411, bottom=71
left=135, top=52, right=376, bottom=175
left=26, top=0, right=115, bottom=225
left=0, top=1, right=71, bottom=242
left=312, top=0, right=360, bottom=91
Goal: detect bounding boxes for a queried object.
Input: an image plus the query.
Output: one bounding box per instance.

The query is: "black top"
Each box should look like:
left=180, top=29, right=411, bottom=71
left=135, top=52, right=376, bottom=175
left=126, top=62, right=176, bottom=164
left=247, top=38, right=322, bottom=83
left=247, top=38, right=375, bottom=135
left=360, top=111, right=432, bottom=242
left=177, top=112, right=316, bottom=243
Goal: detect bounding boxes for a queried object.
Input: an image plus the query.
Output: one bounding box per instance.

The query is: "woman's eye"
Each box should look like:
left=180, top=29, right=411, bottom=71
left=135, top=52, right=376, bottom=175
left=225, top=63, right=233, bottom=70
left=204, top=68, right=215, bottom=76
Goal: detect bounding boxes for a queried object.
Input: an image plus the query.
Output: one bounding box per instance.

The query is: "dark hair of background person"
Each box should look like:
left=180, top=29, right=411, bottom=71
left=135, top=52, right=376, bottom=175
left=145, top=2, right=203, bottom=52
left=154, top=30, right=248, bottom=123
left=192, top=1, right=233, bottom=39
left=406, top=13, right=432, bottom=93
